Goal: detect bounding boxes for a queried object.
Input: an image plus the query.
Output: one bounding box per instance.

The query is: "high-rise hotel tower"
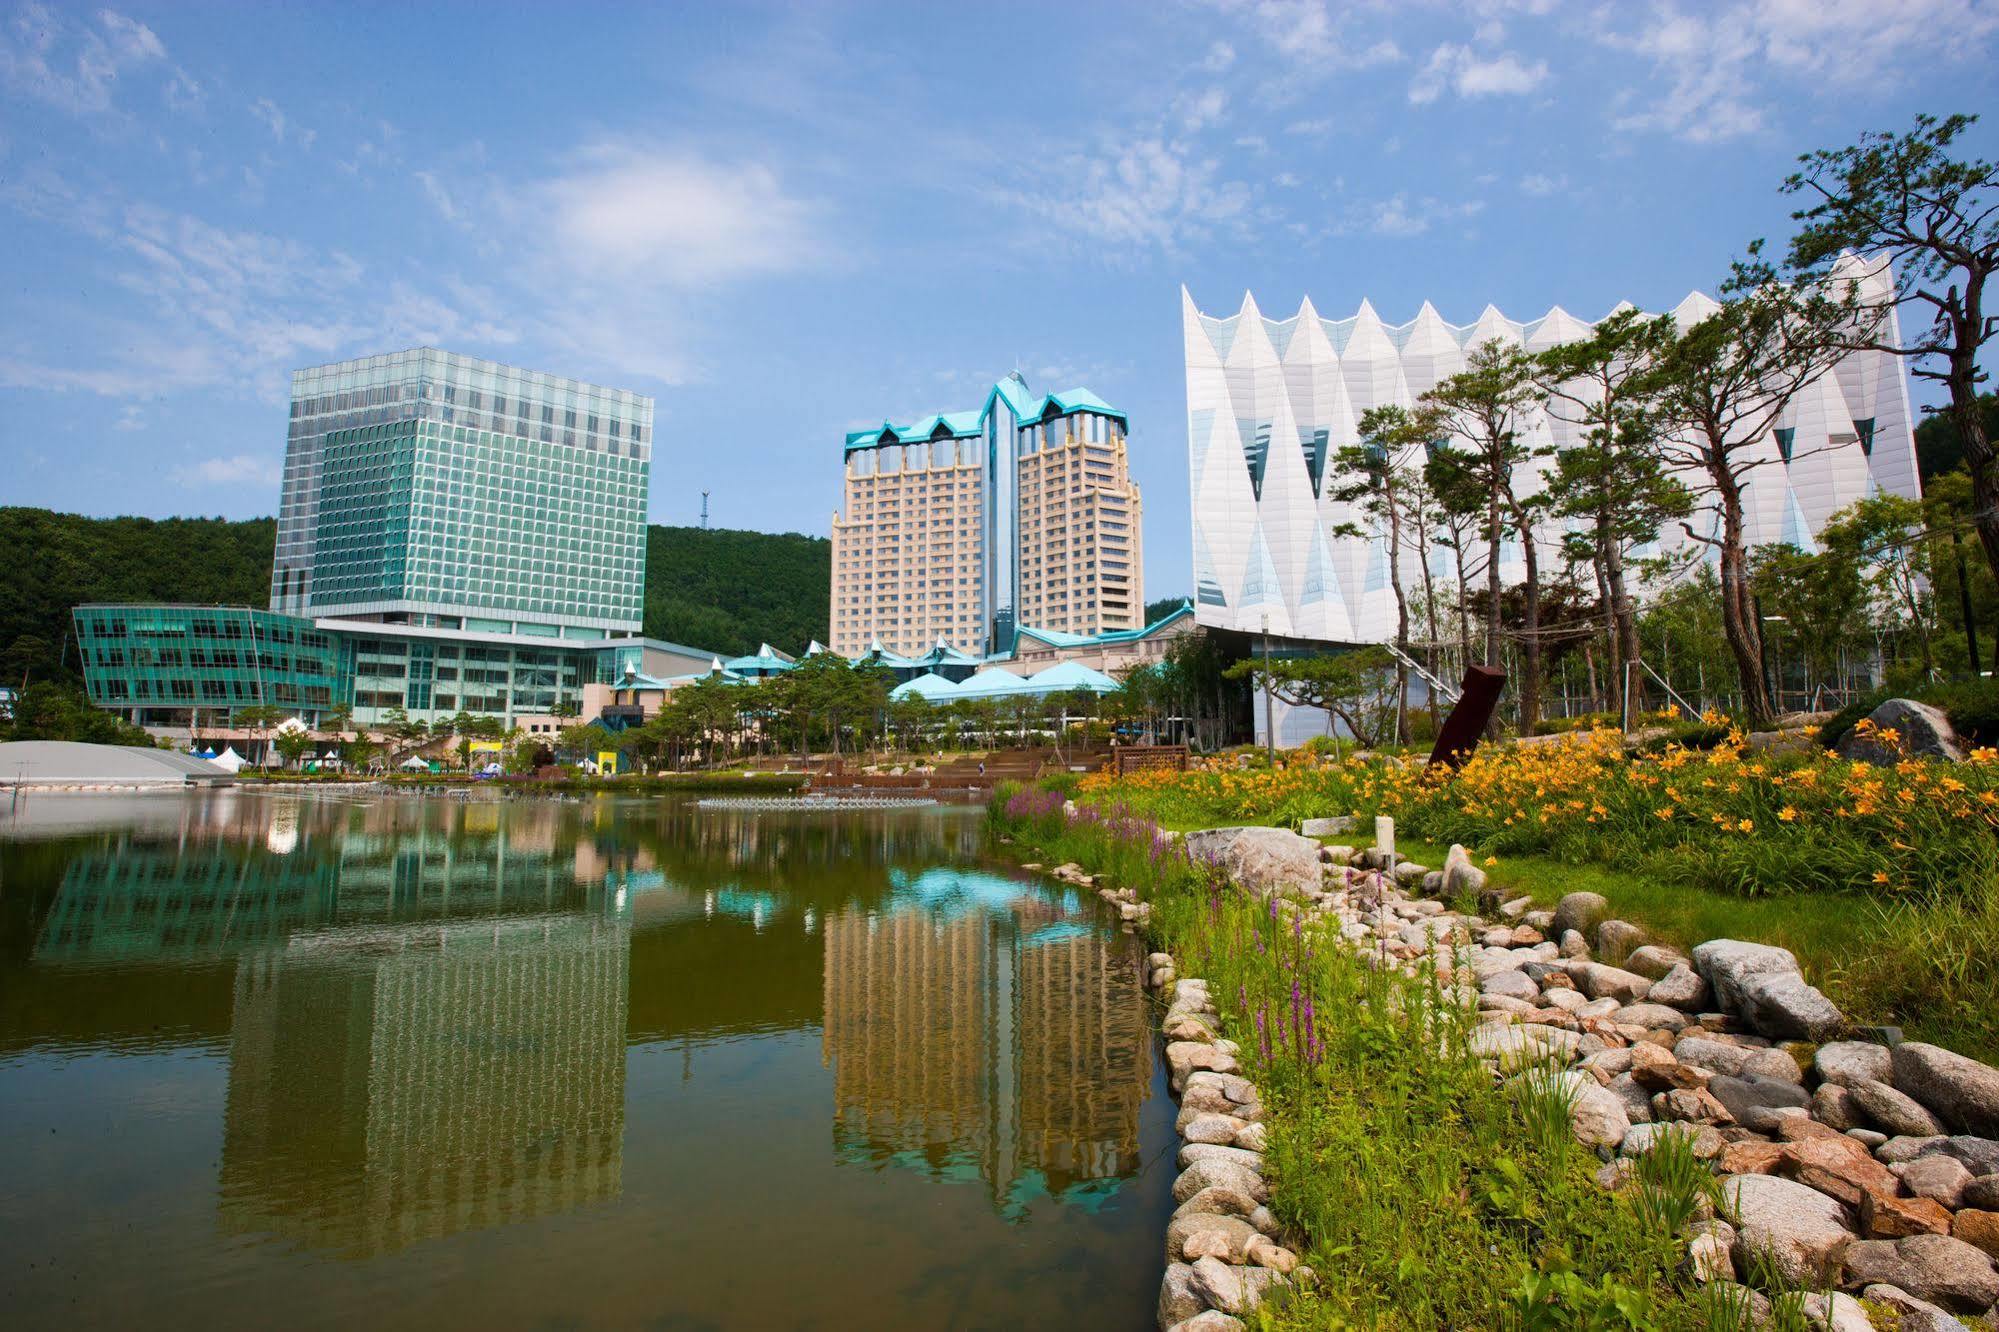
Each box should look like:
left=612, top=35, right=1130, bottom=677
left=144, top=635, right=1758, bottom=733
left=830, top=373, right=1143, bottom=658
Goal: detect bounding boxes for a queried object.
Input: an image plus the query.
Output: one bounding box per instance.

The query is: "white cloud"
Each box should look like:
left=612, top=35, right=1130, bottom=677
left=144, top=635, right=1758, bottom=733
left=1201, top=40, right=1235, bottom=72
left=0, top=5, right=167, bottom=115
left=1176, top=86, right=1229, bottom=132
left=113, top=404, right=144, bottom=430
left=1360, top=193, right=1485, bottom=238
left=1005, top=135, right=1251, bottom=252
left=1409, top=43, right=1549, bottom=104
left=1519, top=171, right=1567, bottom=196
left=537, top=145, right=821, bottom=285
left=414, top=169, right=458, bottom=222
left=249, top=97, right=286, bottom=141
left=1597, top=0, right=1999, bottom=144
left=174, top=454, right=281, bottom=488
left=1203, top=0, right=1402, bottom=69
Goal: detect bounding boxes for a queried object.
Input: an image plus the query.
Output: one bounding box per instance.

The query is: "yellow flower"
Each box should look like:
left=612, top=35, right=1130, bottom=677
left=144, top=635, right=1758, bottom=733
left=1483, top=855, right=1497, bottom=866
left=1778, top=806, right=1798, bottom=822
left=1656, top=806, right=1675, bottom=820
left=1872, top=871, right=1891, bottom=885
left=1737, top=818, right=1754, bottom=833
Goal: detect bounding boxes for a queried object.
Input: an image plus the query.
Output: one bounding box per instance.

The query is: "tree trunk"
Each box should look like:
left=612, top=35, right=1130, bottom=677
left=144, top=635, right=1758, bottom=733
left=1385, top=476, right=1410, bottom=743
left=1602, top=519, right=1644, bottom=718
left=1485, top=495, right=1503, bottom=669
left=1516, top=510, right=1542, bottom=736
left=1715, top=482, right=1772, bottom=726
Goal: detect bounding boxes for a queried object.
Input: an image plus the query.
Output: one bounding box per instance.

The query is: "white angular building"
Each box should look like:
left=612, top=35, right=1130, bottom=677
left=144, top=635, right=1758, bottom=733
left=1180, top=255, right=1920, bottom=644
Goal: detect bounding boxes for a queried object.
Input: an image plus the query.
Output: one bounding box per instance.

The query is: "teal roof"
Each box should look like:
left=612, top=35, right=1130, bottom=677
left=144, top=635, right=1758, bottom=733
left=721, top=642, right=796, bottom=674
left=951, top=667, right=1038, bottom=699
left=845, top=373, right=1127, bottom=453
left=1022, top=660, right=1119, bottom=693
left=890, top=672, right=961, bottom=701
left=1014, top=600, right=1194, bottom=651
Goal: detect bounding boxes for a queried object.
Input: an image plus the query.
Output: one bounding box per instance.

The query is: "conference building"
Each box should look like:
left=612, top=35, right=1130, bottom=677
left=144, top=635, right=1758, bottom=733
left=1179, top=254, right=1920, bottom=646
left=75, top=349, right=717, bottom=736
left=830, top=372, right=1145, bottom=659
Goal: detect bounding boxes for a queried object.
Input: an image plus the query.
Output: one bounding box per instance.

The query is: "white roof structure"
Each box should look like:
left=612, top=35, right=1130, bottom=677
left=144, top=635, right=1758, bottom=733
left=0, top=742, right=233, bottom=787
left=1181, top=253, right=1921, bottom=644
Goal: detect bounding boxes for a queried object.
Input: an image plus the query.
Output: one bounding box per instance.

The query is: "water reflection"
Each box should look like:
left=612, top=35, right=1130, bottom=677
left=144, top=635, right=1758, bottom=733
left=219, top=914, right=628, bottom=1257
left=822, top=869, right=1152, bottom=1216
left=0, top=791, right=1167, bottom=1329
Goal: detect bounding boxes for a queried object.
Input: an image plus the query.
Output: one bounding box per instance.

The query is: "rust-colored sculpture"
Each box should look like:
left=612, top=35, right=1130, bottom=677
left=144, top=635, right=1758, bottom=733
left=1427, top=666, right=1507, bottom=770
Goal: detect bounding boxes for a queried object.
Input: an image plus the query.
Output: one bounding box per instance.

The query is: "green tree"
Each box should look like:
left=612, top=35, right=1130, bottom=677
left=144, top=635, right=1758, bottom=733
left=273, top=728, right=315, bottom=770
left=1644, top=248, right=1868, bottom=726
left=1332, top=405, right=1437, bottom=741
left=1783, top=113, right=1999, bottom=616
left=1226, top=648, right=1399, bottom=748
left=1534, top=308, right=1692, bottom=719
left=1, top=681, right=156, bottom=745
left=1424, top=340, right=1551, bottom=732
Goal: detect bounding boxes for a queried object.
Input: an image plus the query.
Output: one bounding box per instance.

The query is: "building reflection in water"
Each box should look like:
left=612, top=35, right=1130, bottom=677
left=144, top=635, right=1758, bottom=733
left=219, top=912, right=629, bottom=1257
left=821, top=867, right=1152, bottom=1216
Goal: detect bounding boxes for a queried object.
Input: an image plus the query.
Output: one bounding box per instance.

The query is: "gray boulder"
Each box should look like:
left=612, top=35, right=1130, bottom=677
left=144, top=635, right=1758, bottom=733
left=1596, top=919, right=1647, bottom=964
left=1932, top=1137, right=1999, bottom=1179
left=1299, top=815, right=1354, bottom=837
left=1166, top=1314, right=1247, bottom=1332
left=1166, top=1211, right=1261, bottom=1263
left=1858, top=1284, right=1977, bottom=1332
left=1648, top=963, right=1712, bottom=1011
left=1624, top=944, right=1691, bottom=981
left=1174, top=1158, right=1269, bottom=1205
left=1739, top=970, right=1844, bottom=1042
left=1708, top=1074, right=1812, bottom=1130
left=1967, top=1176, right=1999, bottom=1211
left=1720, top=1173, right=1855, bottom=1286
left=1896, top=1155, right=1976, bottom=1210
left=1183, top=826, right=1324, bottom=898
left=1189, top=1256, right=1285, bottom=1316
left=1693, top=939, right=1803, bottom=1013
left=1568, top=960, right=1653, bottom=1003
left=1817, top=1040, right=1895, bottom=1089
left=1481, top=969, right=1541, bottom=1003
left=1159, top=1263, right=1205, bottom=1327
left=1552, top=891, right=1611, bottom=943
left=1842, top=1234, right=1999, bottom=1314
left=1892, top=1043, right=1999, bottom=1139
left=1442, top=843, right=1487, bottom=898
left=1853, top=1078, right=1949, bottom=1137
left=1836, top=698, right=1966, bottom=764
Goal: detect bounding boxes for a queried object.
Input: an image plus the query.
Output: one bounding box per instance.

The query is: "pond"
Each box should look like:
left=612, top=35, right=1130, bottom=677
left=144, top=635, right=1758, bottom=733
left=0, top=789, right=1173, bottom=1329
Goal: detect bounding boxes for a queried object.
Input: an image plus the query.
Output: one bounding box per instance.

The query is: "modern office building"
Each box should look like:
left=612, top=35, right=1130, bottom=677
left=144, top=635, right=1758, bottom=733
left=1179, top=254, right=1920, bottom=644
left=830, top=372, right=1144, bottom=658
left=73, top=348, right=715, bottom=735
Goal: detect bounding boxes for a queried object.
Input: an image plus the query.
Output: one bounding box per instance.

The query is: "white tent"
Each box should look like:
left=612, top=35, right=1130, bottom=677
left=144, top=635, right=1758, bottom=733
left=400, top=755, right=430, bottom=771
left=210, top=746, right=246, bottom=774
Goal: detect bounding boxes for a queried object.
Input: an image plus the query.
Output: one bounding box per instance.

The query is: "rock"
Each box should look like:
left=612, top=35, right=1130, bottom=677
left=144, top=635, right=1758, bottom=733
left=1246, top=1205, right=1280, bottom=1236
left=1954, top=1210, right=1999, bottom=1262
left=1815, top=1083, right=1865, bottom=1132
left=1818, top=1040, right=1896, bottom=1089
left=1859, top=1284, right=1978, bottom=1332
left=1709, top=1074, right=1813, bottom=1130
left=1852, top=1079, right=1949, bottom=1137
left=1836, top=698, right=1966, bottom=764
left=1693, top=939, right=1804, bottom=1014
left=1482, top=969, right=1542, bottom=1003
left=1559, top=929, right=1591, bottom=960
left=1174, top=1158, right=1269, bottom=1205
left=1795, top=1291, right=1876, bottom=1331
left=1183, top=826, right=1324, bottom=899
left=1968, top=1177, right=1999, bottom=1211
left=1893, top=1044, right=1999, bottom=1139
left=1234, top=1122, right=1269, bottom=1152
left=1657, top=1086, right=1734, bottom=1125
left=1159, top=1263, right=1205, bottom=1327
left=1677, top=1035, right=1804, bottom=1083
left=1471, top=1024, right=1567, bottom=1070
left=1168, top=1211, right=1261, bottom=1264
left=1736, top=970, right=1844, bottom=1042
left=1722, top=1140, right=1790, bottom=1175
left=1513, top=1069, right=1632, bottom=1148
left=1441, top=843, right=1487, bottom=898
left=1842, top=1234, right=1999, bottom=1314
left=1932, top=1137, right=1999, bottom=1178
left=1647, top=963, right=1712, bottom=1011
left=1393, top=861, right=1430, bottom=887
left=1606, top=1073, right=1656, bottom=1124
left=1613, top=1002, right=1690, bottom=1033
left=1719, top=1173, right=1856, bottom=1286
left=1624, top=944, right=1691, bottom=981
left=1165, top=1313, right=1246, bottom=1332
left=1899, top=1156, right=1978, bottom=1210
left=1622, top=1121, right=1725, bottom=1160
left=1864, top=1192, right=1957, bottom=1238
left=1299, top=815, right=1354, bottom=837
left=1178, top=1143, right=1266, bottom=1172
left=1687, top=1225, right=1735, bottom=1282
left=1568, top=961, right=1653, bottom=1003
left=1880, top=1135, right=1949, bottom=1164
left=1706, top=1282, right=1772, bottom=1325
left=1183, top=1113, right=1250, bottom=1145
left=1172, top=1186, right=1262, bottom=1222
left=1179, top=1083, right=1238, bottom=1120
left=1596, top=919, right=1647, bottom=963
left=1779, top=1134, right=1900, bottom=1210
left=1552, top=892, right=1611, bottom=944
left=1189, top=1256, right=1284, bottom=1316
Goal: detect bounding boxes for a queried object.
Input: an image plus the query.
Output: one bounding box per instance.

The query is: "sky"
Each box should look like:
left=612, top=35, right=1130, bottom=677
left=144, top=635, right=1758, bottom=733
left=3, top=0, right=1997, bottom=602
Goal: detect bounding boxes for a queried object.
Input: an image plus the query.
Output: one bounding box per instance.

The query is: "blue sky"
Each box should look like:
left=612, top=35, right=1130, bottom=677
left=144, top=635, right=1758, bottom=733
left=4, top=0, right=1996, bottom=601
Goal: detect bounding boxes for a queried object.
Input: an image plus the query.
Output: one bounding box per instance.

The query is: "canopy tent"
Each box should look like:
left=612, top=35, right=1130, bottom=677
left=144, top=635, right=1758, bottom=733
left=210, top=746, right=246, bottom=773
left=399, top=755, right=430, bottom=771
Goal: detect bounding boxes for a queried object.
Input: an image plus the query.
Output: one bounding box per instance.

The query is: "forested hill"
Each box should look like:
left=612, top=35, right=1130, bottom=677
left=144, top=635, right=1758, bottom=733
left=0, top=507, right=831, bottom=684
left=642, top=525, right=829, bottom=658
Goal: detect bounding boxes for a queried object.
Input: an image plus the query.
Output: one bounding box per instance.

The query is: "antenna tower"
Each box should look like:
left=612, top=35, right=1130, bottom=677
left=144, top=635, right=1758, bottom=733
left=700, top=491, right=710, bottom=531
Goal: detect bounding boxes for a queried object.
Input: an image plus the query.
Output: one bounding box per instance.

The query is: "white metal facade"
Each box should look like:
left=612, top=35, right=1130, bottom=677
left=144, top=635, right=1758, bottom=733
left=1181, top=255, right=1920, bottom=644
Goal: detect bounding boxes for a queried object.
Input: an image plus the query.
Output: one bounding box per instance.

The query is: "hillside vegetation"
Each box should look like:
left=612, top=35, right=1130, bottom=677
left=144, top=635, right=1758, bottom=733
left=0, top=507, right=831, bottom=683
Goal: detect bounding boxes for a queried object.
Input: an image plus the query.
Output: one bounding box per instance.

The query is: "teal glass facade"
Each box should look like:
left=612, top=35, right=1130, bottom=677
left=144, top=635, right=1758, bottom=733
left=72, top=606, right=345, bottom=725
left=275, top=349, right=650, bottom=635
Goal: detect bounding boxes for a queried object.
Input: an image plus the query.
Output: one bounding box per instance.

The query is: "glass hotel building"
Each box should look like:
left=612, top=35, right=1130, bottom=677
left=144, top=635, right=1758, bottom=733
left=76, top=349, right=714, bottom=732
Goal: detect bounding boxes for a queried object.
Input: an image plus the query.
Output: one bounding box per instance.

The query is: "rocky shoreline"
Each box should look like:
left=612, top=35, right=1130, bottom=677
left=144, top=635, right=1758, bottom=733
left=1027, top=814, right=1999, bottom=1329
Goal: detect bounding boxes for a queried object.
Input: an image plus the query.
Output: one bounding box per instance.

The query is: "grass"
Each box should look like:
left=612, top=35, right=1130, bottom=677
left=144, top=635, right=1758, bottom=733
left=991, top=785, right=1752, bottom=1331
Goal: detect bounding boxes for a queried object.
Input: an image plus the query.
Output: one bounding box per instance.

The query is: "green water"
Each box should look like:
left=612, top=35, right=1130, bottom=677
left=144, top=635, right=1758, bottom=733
left=0, top=789, right=1172, bottom=1329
